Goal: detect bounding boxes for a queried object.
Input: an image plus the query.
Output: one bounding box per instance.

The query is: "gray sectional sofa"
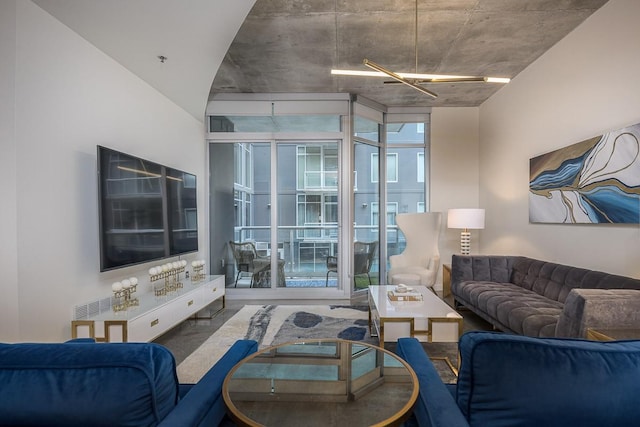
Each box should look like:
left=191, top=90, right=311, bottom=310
left=451, top=255, right=640, bottom=338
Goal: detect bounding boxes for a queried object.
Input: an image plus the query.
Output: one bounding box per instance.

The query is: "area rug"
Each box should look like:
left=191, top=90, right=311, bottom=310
left=176, top=304, right=457, bottom=384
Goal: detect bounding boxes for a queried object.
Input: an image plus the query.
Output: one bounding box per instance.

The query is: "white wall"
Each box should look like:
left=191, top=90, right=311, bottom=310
left=0, top=0, right=20, bottom=342
left=430, top=107, right=481, bottom=285
left=479, top=0, right=640, bottom=277
left=0, top=1, right=209, bottom=342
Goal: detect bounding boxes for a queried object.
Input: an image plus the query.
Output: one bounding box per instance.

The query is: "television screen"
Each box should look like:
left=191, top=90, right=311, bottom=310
left=98, top=146, right=198, bottom=271
left=166, top=167, right=198, bottom=255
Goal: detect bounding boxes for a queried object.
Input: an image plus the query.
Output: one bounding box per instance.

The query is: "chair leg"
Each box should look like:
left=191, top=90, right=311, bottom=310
left=234, top=271, right=241, bottom=288
left=326, top=271, right=330, bottom=287
left=367, top=273, right=372, bottom=287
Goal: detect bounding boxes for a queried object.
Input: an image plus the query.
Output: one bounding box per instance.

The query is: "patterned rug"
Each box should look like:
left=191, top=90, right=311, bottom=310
left=176, top=304, right=457, bottom=384
left=177, top=305, right=372, bottom=382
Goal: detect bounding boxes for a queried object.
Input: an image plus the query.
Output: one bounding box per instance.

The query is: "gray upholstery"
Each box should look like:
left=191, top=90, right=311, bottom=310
left=451, top=255, right=640, bottom=338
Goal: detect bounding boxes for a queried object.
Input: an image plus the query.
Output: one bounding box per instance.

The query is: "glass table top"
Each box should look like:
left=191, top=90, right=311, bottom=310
left=223, top=339, right=418, bottom=427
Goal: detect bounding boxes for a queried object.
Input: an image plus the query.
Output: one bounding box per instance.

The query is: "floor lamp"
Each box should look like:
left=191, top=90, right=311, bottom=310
left=447, top=209, right=485, bottom=255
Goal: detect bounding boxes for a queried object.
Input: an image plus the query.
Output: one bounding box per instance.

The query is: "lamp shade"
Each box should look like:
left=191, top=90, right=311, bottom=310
left=447, top=208, right=485, bottom=230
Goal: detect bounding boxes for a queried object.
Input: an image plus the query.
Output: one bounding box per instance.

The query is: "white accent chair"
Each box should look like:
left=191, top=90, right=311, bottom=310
left=388, top=212, right=442, bottom=291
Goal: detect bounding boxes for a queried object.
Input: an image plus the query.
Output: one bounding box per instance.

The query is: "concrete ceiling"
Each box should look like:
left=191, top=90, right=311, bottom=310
left=31, top=0, right=610, bottom=116
left=211, top=0, right=609, bottom=107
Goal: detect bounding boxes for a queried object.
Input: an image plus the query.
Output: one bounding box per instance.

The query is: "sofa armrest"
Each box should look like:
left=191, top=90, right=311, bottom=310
left=158, top=339, right=258, bottom=427
left=396, top=338, right=469, bottom=427
left=556, top=289, right=640, bottom=338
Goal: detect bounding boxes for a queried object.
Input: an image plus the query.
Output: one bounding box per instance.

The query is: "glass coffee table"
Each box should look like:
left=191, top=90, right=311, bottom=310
left=222, top=339, right=418, bottom=427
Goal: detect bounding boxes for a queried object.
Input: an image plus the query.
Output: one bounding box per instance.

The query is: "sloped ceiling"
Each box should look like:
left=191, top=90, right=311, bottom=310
left=33, top=0, right=256, bottom=121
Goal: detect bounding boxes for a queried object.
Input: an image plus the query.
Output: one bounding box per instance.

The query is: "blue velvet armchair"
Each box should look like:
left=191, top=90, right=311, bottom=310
left=0, top=338, right=257, bottom=426
left=397, top=331, right=640, bottom=427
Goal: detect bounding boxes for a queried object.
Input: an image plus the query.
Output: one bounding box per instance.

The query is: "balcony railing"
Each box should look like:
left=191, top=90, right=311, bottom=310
left=229, top=224, right=405, bottom=289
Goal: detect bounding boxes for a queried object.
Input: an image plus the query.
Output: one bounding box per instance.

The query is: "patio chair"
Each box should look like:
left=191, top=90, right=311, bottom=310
left=325, top=241, right=378, bottom=287
left=229, top=241, right=286, bottom=287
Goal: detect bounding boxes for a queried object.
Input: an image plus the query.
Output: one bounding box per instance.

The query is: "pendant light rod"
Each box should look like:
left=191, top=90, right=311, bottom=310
left=363, top=59, right=438, bottom=98
left=330, top=68, right=510, bottom=83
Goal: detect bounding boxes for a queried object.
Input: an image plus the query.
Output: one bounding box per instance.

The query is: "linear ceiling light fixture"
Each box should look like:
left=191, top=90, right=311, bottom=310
left=362, top=59, right=438, bottom=98
left=330, top=67, right=510, bottom=85
left=330, top=0, right=510, bottom=98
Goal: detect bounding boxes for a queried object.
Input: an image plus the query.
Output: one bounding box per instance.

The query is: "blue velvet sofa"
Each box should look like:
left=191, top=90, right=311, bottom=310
left=397, top=332, right=640, bottom=427
left=451, top=255, right=640, bottom=337
left=0, top=339, right=257, bottom=426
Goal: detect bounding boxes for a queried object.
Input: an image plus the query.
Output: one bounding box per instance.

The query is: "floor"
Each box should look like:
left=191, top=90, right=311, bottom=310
left=154, top=291, right=493, bottom=365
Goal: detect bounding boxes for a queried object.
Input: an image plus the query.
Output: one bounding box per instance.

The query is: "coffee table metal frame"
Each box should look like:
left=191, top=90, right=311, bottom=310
left=368, top=285, right=463, bottom=344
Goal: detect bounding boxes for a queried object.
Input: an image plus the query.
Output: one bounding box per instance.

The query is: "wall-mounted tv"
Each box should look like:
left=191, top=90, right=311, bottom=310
left=98, top=146, right=198, bottom=271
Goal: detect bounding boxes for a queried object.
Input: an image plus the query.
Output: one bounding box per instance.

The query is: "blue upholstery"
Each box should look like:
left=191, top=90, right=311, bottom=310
left=159, top=339, right=258, bottom=427
left=396, top=337, right=468, bottom=427
left=0, top=339, right=257, bottom=427
left=397, top=332, right=640, bottom=427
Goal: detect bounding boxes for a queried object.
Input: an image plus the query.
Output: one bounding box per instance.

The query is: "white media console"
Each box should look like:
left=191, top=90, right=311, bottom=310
left=72, top=275, right=225, bottom=342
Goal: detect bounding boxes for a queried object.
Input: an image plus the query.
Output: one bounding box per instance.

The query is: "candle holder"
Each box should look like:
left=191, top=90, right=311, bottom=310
left=149, top=260, right=187, bottom=296
left=191, top=260, right=206, bottom=282
left=112, top=278, right=139, bottom=312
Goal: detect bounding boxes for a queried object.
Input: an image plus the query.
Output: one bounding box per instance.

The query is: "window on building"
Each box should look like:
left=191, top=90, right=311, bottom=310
left=297, top=145, right=338, bottom=190
left=371, top=153, right=398, bottom=183
left=417, top=152, right=425, bottom=183
left=296, top=193, right=337, bottom=240
left=233, top=144, right=254, bottom=240
left=234, top=143, right=252, bottom=189
left=294, top=143, right=339, bottom=240
left=371, top=202, right=398, bottom=229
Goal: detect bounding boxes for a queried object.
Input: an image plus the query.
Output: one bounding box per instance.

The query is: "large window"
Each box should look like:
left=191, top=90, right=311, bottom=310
left=208, top=95, right=429, bottom=294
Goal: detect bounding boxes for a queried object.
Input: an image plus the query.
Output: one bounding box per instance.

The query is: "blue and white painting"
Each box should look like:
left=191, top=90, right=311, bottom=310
left=529, top=123, right=640, bottom=223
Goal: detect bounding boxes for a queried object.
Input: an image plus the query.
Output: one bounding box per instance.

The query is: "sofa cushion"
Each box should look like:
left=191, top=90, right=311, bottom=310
left=456, top=331, right=640, bottom=427
left=451, top=256, right=518, bottom=286
left=0, top=342, right=179, bottom=427
left=454, top=280, right=563, bottom=337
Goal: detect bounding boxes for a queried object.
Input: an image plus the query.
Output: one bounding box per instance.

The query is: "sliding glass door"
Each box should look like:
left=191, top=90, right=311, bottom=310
left=353, top=141, right=380, bottom=289
left=277, top=141, right=339, bottom=288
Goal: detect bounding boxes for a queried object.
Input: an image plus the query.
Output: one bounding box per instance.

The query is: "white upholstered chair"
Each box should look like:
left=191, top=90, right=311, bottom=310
left=387, top=212, right=442, bottom=290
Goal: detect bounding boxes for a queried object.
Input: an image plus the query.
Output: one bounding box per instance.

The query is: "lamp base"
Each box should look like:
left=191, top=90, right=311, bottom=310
left=460, top=231, right=471, bottom=255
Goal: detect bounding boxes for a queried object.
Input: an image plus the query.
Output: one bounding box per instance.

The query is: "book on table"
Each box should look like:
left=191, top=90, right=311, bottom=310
left=387, top=290, right=423, bottom=301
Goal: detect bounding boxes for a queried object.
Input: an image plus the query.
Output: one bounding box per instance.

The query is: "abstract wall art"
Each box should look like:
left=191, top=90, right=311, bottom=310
left=529, top=122, right=640, bottom=223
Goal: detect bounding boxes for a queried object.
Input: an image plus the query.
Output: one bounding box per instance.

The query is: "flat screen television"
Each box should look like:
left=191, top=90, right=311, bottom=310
left=166, top=167, right=198, bottom=255
left=98, top=146, right=198, bottom=271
